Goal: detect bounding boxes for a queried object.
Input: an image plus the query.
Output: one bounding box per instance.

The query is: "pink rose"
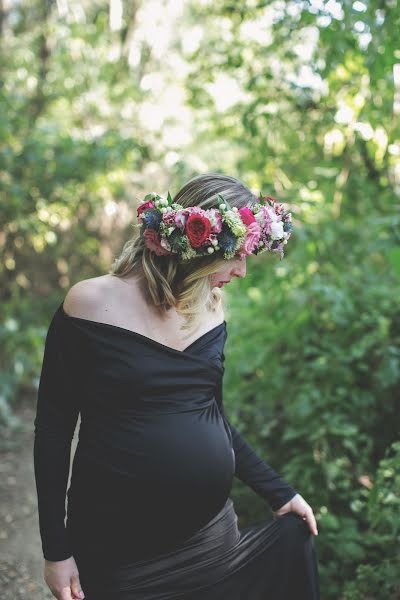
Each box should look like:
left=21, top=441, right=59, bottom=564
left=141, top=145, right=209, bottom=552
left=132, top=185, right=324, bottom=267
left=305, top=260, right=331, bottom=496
left=160, top=235, right=173, bottom=252
left=143, top=229, right=173, bottom=256
left=174, top=209, right=190, bottom=229
left=187, top=206, right=207, bottom=216
left=137, top=201, right=155, bottom=224
left=207, top=208, right=222, bottom=233
left=238, top=222, right=262, bottom=258
left=239, top=207, right=256, bottom=226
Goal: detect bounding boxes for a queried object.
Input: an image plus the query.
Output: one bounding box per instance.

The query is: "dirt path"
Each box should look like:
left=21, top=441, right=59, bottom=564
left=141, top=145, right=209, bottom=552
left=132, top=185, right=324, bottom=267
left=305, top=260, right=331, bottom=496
left=0, top=398, right=77, bottom=599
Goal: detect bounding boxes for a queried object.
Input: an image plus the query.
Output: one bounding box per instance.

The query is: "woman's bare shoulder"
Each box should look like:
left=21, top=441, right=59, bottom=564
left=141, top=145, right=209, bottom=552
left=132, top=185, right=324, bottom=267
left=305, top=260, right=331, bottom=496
left=63, top=275, right=112, bottom=320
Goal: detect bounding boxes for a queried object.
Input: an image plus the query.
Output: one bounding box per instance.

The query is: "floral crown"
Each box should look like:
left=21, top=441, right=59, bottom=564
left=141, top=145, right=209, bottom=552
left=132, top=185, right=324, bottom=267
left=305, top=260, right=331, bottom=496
left=136, top=191, right=293, bottom=262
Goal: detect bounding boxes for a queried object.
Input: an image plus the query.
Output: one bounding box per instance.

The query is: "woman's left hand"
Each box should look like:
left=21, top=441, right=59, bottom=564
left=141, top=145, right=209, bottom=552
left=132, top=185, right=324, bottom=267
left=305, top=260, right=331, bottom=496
left=272, top=493, right=319, bottom=536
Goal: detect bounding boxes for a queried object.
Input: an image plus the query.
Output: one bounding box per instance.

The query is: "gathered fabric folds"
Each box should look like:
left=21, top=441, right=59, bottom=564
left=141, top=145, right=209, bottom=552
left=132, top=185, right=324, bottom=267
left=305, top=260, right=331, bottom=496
left=74, top=497, right=319, bottom=600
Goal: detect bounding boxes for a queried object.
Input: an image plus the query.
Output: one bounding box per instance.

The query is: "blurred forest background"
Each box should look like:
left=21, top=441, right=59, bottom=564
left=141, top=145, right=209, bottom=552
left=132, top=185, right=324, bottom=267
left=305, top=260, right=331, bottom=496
left=1, top=0, right=399, bottom=598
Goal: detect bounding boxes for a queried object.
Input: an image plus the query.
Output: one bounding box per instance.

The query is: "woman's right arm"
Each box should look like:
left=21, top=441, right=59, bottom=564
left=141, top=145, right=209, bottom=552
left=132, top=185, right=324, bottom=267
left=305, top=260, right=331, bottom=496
left=215, top=350, right=298, bottom=512
left=33, top=304, right=85, bottom=599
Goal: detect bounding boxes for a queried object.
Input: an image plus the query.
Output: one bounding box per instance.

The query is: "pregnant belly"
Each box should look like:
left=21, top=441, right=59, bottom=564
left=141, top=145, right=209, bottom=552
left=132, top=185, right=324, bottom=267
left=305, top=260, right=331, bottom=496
left=67, top=411, right=235, bottom=562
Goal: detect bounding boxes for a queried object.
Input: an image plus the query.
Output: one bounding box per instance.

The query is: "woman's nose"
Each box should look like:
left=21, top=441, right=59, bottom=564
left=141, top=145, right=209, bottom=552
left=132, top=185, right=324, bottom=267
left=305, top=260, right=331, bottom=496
left=231, top=261, right=247, bottom=278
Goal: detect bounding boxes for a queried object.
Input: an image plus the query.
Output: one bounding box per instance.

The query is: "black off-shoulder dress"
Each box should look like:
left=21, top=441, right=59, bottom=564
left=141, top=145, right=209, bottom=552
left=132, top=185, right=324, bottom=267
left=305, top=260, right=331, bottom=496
left=33, top=302, right=320, bottom=600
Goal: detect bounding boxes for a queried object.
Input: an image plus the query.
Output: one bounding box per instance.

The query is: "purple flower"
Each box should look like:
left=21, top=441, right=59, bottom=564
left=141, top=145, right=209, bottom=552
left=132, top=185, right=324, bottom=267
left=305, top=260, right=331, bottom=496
left=162, top=210, right=177, bottom=226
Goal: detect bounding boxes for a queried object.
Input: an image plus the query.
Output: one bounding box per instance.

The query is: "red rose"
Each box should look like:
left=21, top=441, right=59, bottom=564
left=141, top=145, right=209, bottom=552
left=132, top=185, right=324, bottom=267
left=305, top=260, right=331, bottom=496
left=185, top=214, right=211, bottom=248
left=137, top=200, right=155, bottom=220
left=239, top=207, right=256, bottom=226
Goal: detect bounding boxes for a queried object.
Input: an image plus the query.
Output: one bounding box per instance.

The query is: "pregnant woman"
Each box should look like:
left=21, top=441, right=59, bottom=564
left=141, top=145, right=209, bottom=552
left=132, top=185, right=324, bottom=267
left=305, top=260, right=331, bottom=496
left=33, top=172, right=320, bottom=599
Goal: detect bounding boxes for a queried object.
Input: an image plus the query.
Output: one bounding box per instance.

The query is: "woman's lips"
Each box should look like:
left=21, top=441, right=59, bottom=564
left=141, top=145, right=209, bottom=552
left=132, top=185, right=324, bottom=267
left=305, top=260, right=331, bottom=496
left=217, top=280, right=229, bottom=287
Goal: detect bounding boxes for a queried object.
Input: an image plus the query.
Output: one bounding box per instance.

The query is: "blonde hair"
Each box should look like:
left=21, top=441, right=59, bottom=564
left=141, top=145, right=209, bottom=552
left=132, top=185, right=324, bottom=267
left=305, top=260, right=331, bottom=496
left=109, top=172, right=258, bottom=336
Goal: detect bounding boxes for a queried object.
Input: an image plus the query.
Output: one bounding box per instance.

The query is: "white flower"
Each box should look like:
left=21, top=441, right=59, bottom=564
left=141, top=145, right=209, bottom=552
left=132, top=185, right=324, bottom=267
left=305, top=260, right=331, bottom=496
left=160, top=235, right=172, bottom=251
left=270, top=221, right=284, bottom=240
left=267, top=207, right=278, bottom=222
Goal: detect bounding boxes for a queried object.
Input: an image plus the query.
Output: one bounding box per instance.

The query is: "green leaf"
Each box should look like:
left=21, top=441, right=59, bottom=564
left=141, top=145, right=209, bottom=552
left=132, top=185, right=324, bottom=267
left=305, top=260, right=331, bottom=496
left=387, top=247, right=400, bottom=278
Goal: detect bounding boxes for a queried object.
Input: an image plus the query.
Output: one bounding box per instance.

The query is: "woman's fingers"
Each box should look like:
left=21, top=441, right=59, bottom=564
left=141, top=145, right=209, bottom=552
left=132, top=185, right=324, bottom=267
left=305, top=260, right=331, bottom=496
left=290, top=494, right=319, bottom=536
left=58, top=585, right=75, bottom=600
left=70, top=574, right=85, bottom=599
left=272, top=494, right=319, bottom=536
left=302, top=505, right=318, bottom=536
left=44, top=556, right=84, bottom=600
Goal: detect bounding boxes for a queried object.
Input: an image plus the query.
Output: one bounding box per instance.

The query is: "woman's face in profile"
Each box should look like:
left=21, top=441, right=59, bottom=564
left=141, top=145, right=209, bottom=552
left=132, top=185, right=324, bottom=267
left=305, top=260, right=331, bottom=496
left=210, top=255, right=247, bottom=289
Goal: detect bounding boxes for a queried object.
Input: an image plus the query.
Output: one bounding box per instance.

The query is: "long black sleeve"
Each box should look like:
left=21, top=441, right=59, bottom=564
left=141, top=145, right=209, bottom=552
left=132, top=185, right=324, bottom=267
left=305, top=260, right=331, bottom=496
left=215, top=353, right=298, bottom=512
left=33, top=308, right=80, bottom=561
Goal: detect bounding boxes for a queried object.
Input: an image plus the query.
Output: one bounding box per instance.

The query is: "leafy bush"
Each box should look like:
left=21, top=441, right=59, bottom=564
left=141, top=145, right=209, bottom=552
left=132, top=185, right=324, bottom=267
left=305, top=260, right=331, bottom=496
left=343, top=442, right=400, bottom=600
left=224, top=214, right=399, bottom=599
